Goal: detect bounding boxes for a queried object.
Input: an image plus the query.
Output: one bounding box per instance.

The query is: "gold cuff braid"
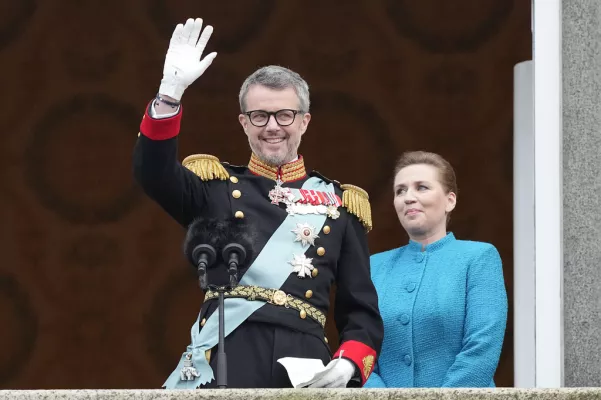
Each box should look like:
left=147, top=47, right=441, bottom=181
left=204, top=285, right=326, bottom=328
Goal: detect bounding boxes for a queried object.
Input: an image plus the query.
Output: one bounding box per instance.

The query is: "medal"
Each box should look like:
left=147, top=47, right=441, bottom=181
left=268, top=179, right=294, bottom=205
left=287, top=203, right=327, bottom=215
left=291, top=222, right=319, bottom=246
left=180, top=353, right=200, bottom=381
left=326, top=205, right=340, bottom=219
left=289, top=254, right=315, bottom=278
left=268, top=179, right=342, bottom=219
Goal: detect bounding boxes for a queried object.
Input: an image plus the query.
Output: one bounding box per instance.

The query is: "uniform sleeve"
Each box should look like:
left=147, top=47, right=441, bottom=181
left=441, top=245, right=508, bottom=387
left=332, top=213, right=384, bottom=385
left=132, top=101, right=210, bottom=227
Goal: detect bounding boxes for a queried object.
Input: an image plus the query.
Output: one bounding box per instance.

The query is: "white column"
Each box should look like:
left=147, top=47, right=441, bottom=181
left=513, top=60, right=535, bottom=388
left=533, top=0, right=563, bottom=388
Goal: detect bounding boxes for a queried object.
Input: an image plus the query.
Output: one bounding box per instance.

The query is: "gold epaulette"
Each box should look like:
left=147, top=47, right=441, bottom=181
left=341, top=184, right=372, bottom=232
left=182, top=154, right=229, bottom=181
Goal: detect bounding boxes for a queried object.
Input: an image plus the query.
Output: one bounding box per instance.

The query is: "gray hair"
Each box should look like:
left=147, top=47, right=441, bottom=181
left=238, top=65, right=310, bottom=113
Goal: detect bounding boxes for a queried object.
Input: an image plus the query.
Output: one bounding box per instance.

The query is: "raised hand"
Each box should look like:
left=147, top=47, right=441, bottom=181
left=159, top=18, right=217, bottom=101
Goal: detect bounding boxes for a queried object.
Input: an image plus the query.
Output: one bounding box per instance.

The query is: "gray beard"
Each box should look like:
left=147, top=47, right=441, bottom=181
left=261, top=154, right=288, bottom=166
left=249, top=137, right=301, bottom=167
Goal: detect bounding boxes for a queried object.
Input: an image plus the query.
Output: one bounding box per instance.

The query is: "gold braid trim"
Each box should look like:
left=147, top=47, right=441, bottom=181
left=182, top=154, right=229, bottom=181
left=363, top=355, right=375, bottom=380
left=204, top=285, right=326, bottom=328
left=341, top=184, right=373, bottom=232
left=248, top=153, right=307, bottom=182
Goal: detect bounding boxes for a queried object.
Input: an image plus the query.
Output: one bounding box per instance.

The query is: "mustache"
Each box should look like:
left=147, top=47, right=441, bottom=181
left=260, top=133, right=289, bottom=139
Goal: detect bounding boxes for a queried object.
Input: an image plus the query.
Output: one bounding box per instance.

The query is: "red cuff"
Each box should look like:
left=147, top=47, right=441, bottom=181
left=139, top=100, right=182, bottom=140
left=333, top=340, right=376, bottom=385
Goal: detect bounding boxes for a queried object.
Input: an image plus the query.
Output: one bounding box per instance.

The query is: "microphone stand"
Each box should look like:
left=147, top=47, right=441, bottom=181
left=211, top=243, right=245, bottom=389
left=208, top=279, right=237, bottom=389
left=213, top=284, right=229, bottom=389
left=193, top=244, right=216, bottom=291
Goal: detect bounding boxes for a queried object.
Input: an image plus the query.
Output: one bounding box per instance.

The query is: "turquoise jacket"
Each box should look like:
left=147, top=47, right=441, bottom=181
left=365, top=233, right=507, bottom=388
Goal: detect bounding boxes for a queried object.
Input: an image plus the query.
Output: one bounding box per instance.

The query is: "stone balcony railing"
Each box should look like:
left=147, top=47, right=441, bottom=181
left=1, top=389, right=601, bottom=400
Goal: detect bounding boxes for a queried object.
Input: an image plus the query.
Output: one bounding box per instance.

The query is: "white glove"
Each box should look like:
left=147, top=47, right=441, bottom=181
left=307, top=358, right=356, bottom=388
left=159, top=17, right=217, bottom=101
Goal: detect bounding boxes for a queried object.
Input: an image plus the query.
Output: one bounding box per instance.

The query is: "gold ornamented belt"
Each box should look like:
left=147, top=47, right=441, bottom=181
left=204, top=285, right=326, bottom=328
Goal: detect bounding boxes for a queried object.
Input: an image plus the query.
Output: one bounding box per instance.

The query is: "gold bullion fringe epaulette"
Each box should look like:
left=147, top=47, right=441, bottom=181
left=182, top=154, right=229, bottom=181
left=204, top=285, right=326, bottom=328
left=341, top=184, right=373, bottom=232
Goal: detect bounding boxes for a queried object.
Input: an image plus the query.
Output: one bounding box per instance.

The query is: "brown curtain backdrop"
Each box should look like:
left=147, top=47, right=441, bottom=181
left=0, top=0, right=530, bottom=389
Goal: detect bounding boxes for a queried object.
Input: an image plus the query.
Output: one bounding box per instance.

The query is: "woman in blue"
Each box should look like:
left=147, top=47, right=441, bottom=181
left=365, top=151, right=507, bottom=388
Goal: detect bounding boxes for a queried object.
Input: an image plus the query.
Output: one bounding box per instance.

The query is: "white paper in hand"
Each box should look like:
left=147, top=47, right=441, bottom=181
left=277, top=357, right=326, bottom=388
left=277, top=352, right=344, bottom=388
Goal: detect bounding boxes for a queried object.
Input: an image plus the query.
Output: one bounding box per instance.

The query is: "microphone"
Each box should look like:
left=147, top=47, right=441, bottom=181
left=183, top=216, right=255, bottom=288
left=221, top=217, right=254, bottom=288
left=183, top=217, right=225, bottom=289
left=192, top=244, right=216, bottom=289
left=222, top=243, right=245, bottom=287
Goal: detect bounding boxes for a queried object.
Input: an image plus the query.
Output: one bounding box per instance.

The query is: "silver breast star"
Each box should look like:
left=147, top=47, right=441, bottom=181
left=291, top=222, right=319, bottom=246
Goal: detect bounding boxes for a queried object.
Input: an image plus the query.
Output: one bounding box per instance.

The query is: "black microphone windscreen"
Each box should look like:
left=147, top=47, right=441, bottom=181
left=222, top=217, right=255, bottom=269
left=183, top=216, right=256, bottom=268
left=183, top=217, right=227, bottom=266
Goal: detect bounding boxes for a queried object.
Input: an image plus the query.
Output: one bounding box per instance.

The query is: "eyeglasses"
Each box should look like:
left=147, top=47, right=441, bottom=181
left=244, top=109, right=302, bottom=127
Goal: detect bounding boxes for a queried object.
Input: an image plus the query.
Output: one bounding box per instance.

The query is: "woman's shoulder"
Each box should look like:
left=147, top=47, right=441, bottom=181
left=369, top=247, right=405, bottom=280
left=451, top=238, right=502, bottom=264
left=452, top=238, right=497, bottom=252
left=370, top=245, right=407, bottom=261
left=369, top=246, right=408, bottom=268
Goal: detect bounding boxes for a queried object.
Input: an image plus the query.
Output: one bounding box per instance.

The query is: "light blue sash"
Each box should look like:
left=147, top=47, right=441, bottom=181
left=163, top=177, right=333, bottom=388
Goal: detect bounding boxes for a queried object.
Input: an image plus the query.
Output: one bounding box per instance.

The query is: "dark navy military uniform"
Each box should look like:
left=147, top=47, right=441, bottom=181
left=133, top=104, right=383, bottom=388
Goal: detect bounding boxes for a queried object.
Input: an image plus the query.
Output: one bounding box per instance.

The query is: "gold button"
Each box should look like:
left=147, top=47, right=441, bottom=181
left=312, top=268, right=319, bottom=278
left=230, top=176, right=239, bottom=183
left=232, top=189, right=242, bottom=199
left=317, top=247, right=326, bottom=256
left=299, top=309, right=307, bottom=319
left=201, top=318, right=206, bottom=327
left=234, top=211, right=244, bottom=219
left=323, top=225, right=331, bottom=234
left=305, top=290, right=313, bottom=299
left=324, top=337, right=329, bottom=344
